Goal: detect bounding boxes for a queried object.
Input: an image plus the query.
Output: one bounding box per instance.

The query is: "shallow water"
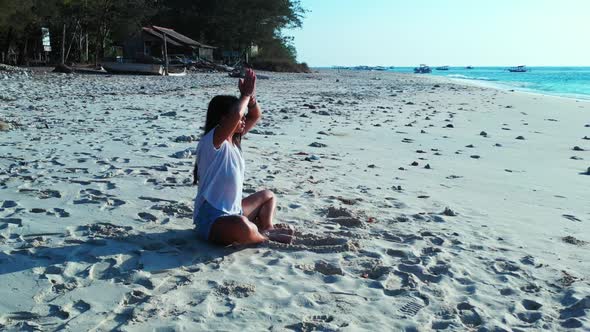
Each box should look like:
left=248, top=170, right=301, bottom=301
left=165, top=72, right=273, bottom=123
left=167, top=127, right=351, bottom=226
left=332, top=66, right=590, bottom=99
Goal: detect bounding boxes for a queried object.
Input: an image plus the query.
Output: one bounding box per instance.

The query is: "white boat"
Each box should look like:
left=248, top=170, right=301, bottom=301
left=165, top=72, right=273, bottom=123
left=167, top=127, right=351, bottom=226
left=102, top=61, right=164, bottom=75
left=167, top=67, right=187, bottom=76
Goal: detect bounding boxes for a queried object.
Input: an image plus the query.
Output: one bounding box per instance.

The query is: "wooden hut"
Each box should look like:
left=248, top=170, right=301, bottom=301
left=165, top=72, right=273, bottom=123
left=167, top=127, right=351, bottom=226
left=120, top=26, right=216, bottom=62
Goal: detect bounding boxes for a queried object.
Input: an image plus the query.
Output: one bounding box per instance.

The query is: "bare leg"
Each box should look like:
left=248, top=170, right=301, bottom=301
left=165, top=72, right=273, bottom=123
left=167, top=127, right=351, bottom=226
left=209, top=215, right=292, bottom=245
left=209, top=215, right=266, bottom=246
left=242, top=189, right=277, bottom=231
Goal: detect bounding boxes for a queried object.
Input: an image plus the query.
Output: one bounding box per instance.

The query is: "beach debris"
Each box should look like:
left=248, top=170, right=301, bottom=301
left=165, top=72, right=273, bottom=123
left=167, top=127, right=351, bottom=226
left=216, top=280, right=256, bottom=298
left=582, top=136, right=589, bottom=140
left=445, top=124, right=454, bottom=128
left=329, top=216, right=363, bottom=228
left=314, top=260, right=344, bottom=275
left=367, top=164, right=376, bottom=168
left=480, top=131, right=488, bottom=137
left=318, top=110, right=330, bottom=116
left=562, top=214, right=582, bottom=222
left=249, top=129, right=275, bottom=135
left=442, top=207, right=457, bottom=216
left=572, top=146, right=585, bottom=151
left=495, top=143, right=503, bottom=147
left=559, top=270, right=581, bottom=287
left=53, top=64, right=73, bottom=74
left=466, top=144, right=475, bottom=148
left=336, top=197, right=361, bottom=205
left=174, top=135, right=198, bottom=143
left=138, top=212, right=157, bottom=222
left=562, top=236, right=587, bottom=246
left=516, top=136, right=525, bottom=140
left=317, top=131, right=329, bottom=135
left=304, top=154, right=320, bottom=161
left=0, top=121, right=11, bottom=131
left=161, top=111, right=177, bottom=117
left=309, top=142, right=327, bottom=148
left=570, top=156, right=583, bottom=160
left=170, top=148, right=196, bottom=159
left=326, top=206, right=353, bottom=218
left=1, top=200, right=18, bottom=208
left=470, top=155, right=481, bottom=159
left=411, top=161, right=419, bottom=166
left=303, top=103, right=317, bottom=109
left=424, top=164, right=431, bottom=169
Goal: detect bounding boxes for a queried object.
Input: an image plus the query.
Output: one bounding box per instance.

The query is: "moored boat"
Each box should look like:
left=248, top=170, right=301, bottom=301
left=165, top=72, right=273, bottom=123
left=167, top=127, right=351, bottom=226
left=435, top=66, right=449, bottom=71
left=508, top=65, right=528, bottom=72
left=102, top=60, right=164, bottom=75
left=414, top=64, right=432, bottom=74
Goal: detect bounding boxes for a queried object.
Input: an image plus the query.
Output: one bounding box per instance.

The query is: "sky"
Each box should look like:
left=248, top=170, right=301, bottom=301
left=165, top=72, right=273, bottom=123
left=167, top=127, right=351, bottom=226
left=287, top=0, right=590, bottom=67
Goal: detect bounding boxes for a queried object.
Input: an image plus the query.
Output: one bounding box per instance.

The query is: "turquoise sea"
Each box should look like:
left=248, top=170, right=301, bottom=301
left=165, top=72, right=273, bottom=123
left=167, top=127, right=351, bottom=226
left=333, top=67, right=590, bottom=100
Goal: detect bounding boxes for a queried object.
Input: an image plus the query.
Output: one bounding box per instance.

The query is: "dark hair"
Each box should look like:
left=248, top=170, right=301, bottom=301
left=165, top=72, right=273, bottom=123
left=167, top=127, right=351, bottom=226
left=193, top=95, right=242, bottom=185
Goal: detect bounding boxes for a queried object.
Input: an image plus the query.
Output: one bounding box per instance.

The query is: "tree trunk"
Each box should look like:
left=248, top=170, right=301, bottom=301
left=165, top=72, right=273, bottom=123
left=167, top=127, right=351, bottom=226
left=85, top=32, right=89, bottom=64
left=61, top=24, right=66, bottom=65
left=4, top=27, right=13, bottom=60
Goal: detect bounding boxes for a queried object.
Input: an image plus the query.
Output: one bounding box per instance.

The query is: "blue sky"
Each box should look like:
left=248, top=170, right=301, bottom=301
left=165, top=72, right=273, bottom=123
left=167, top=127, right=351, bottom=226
left=287, top=0, right=590, bottom=67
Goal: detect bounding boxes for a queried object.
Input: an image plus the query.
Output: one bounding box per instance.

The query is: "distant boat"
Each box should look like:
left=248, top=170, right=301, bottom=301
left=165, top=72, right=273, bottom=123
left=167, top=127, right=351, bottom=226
left=374, top=66, right=387, bottom=71
left=435, top=66, right=449, bottom=71
left=465, top=66, right=474, bottom=69
left=414, top=64, right=432, bottom=74
left=353, top=65, right=371, bottom=71
left=508, top=65, right=529, bottom=73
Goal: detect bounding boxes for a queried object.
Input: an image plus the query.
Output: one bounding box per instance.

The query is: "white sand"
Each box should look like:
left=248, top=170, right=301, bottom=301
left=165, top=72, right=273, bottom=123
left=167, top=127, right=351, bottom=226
left=0, top=68, right=589, bottom=331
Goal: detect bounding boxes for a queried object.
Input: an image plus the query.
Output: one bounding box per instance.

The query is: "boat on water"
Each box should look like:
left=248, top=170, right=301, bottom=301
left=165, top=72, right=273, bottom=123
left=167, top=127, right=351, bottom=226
left=435, top=66, right=449, bottom=71
left=508, top=65, right=528, bottom=73
left=466, top=66, right=474, bottom=69
left=414, top=64, right=432, bottom=74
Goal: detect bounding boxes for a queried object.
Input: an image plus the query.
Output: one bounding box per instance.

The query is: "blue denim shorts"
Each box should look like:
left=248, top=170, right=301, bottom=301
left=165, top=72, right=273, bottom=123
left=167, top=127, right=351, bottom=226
left=194, top=201, right=242, bottom=241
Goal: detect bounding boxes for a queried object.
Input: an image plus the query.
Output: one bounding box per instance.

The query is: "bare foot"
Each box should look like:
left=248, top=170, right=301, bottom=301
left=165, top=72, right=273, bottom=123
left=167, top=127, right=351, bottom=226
left=263, top=230, right=294, bottom=244
left=272, top=223, right=295, bottom=236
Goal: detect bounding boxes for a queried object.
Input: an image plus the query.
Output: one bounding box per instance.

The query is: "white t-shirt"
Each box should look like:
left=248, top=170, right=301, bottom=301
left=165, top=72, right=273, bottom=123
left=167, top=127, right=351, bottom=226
left=193, top=127, right=245, bottom=215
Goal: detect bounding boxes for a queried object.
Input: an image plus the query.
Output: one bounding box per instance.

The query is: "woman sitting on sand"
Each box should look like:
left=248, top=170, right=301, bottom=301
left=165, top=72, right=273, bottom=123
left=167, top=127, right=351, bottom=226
left=192, top=69, right=293, bottom=245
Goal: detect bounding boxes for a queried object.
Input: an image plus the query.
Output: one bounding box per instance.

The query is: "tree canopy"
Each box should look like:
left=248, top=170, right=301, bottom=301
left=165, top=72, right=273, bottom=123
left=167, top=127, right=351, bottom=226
left=0, top=0, right=306, bottom=67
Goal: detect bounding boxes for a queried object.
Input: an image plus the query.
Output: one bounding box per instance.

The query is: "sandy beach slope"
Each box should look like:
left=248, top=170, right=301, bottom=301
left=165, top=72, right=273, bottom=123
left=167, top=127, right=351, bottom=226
left=0, top=68, right=589, bottom=331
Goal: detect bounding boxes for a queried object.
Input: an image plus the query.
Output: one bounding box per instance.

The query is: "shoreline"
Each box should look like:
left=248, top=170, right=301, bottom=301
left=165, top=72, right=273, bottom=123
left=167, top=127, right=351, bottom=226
left=317, top=67, right=590, bottom=102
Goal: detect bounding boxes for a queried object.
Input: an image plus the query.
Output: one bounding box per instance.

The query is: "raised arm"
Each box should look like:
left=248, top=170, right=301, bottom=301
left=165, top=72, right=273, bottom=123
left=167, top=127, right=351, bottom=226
left=213, top=69, right=256, bottom=148
left=243, top=96, right=261, bottom=135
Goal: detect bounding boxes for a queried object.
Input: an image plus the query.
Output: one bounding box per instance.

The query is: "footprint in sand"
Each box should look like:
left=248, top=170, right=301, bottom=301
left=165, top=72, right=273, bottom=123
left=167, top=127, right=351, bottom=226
left=18, top=188, right=62, bottom=199
left=73, top=189, right=125, bottom=209
left=457, top=302, right=483, bottom=328
left=266, top=232, right=358, bottom=253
